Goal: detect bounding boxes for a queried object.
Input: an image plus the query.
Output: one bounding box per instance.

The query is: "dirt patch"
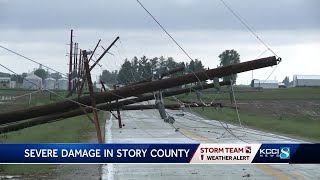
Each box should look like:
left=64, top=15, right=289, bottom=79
left=48, top=117, right=106, bottom=180
left=50, top=164, right=101, bottom=180
left=48, top=134, right=102, bottom=180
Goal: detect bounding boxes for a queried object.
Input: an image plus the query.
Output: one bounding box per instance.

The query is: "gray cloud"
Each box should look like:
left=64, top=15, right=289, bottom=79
left=0, top=0, right=319, bottom=30
left=0, top=0, right=320, bottom=85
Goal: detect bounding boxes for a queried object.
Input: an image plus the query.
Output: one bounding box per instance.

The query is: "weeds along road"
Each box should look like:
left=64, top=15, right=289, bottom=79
left=102, top=101, right=320, bottom=180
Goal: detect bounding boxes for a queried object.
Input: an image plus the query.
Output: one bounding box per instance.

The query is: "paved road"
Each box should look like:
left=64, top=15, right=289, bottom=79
left=102, top=101, right=319, bottom=180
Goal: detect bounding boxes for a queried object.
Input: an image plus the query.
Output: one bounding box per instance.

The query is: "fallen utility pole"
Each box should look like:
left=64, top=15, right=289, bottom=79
left=0, top=56, right=279, bottom=124
left=0, top=81, right=229, bottom=133
left=128, top=66, right=185, bottom=86
left=0, top=103, right=221, bottom=134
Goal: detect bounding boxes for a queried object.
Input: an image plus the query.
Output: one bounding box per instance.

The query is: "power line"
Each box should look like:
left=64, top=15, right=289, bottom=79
left=136, top=0, right=194, bottom=62
left=0, top=44, right=67, bottom=77
left=218, top=0, right=279, bottom=58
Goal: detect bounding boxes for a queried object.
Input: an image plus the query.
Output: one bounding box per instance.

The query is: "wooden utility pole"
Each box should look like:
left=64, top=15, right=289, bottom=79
left=88, top=39, right=101, bottom=62
left=90, top=37, right=119, bottom=71
left=0, top=102, right=221, bottom=134
left=67, top=37, right=119, bottom=98
left=78, top=50, right=82, bottom=93
left=128, top=66, right=185, bottom=86
left=113, top=84, right=122, bottom=128
left=73, top=42, right=77, bottom=92
left=69, top=29, right=73, bottom=92
left=83, top=50, right=103, bottom=143
left=100, top=81, right=107, bottom=92
left=1, top=81, right=230, bottom=132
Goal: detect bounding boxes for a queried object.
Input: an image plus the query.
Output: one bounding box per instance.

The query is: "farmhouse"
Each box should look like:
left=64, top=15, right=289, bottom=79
left=293, top=75, right=320, bottom=87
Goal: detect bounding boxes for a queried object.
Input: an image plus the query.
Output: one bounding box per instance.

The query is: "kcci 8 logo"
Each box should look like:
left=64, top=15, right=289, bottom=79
left=259, top=147, right=290, bottom=159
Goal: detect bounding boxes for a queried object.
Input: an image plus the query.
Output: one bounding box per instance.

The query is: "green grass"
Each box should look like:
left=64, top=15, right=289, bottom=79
left=0, top=90, right=69, bottom=113
left=178, top=87, right=320, bottom=100
left=192, top=107, right=320, bottom=141
left=0, top=112, right=105, bottom=175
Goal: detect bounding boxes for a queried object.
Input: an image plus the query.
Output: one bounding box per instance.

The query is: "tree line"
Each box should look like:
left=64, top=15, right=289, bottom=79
left=0, top=49, right=241, bottom=86
left=100, top=56, right=205, bottom=85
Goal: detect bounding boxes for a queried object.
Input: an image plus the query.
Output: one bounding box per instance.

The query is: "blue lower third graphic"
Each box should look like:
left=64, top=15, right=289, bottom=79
left=0, top=144, right=199, bottom=163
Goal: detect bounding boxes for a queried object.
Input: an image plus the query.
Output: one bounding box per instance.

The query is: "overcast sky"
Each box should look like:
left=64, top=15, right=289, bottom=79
left=0, top=0, right=319, bottom=84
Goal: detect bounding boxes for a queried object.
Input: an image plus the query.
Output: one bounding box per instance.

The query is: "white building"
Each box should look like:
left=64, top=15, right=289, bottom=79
left=44, top=77, right=56, bottom=90
left=22, top=73, right=42, bottom=90
left=251, top=79, right=279, bottom=89
left=9, top=81, right=16, bottom=88
left=0, top=77, right=11, bottom=88
left=293, top=75, right=320, bottom=87
left=57, top=78, right=68, bottom=90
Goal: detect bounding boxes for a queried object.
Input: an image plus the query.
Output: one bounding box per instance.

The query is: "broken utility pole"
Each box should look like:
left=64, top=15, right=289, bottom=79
left=113, top=84, right=122, bottom=128
left=66, top=37, right=119, bottom=98
left=0, top=81, right=230, bottom=133
left=0, top=56, right=279, bottom=124
left=83, top=50, right=103, bottom=143
left=128, top=66, right=185, bottom=86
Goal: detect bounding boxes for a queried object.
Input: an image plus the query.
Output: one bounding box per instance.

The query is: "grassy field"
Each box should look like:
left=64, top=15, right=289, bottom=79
left=0, top=89, right=69, bottom=113
left=174, top=87, right=320, bottom=141
left=0, top=112, right=105, bottom=175
left=192, top=107, right=320, bottom=141
left=178, top=87, right=320, bottom=100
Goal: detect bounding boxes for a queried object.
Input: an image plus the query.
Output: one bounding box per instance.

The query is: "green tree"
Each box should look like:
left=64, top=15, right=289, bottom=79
left=50, top=72, right=62, bottom=80
left=131, top=56, right=139, bottom=81
left=100, top=70, right=118, bottom=85
left=139, top=56, right=151, bottom=80
left=194, top=59, right=204, bottom=72
left=117, top=60, right=134, bottom=84
left=34, top=69, right=48, bottom=80
left=158, top=56, right=166, bottom=68
left=150, top=57, right=159, bottom=72
left=219, top=50, right=240, bottom=84
left=188, top=60, right=195, bottom=72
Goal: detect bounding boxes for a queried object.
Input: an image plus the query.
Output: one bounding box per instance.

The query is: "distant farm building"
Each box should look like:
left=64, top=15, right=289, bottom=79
left=57, top=78, right=68, bottom=90
left=44, top=77, right=56, bottom=90
left=251, top=79, right=279, bottom=89
left=22, top=73, right=42, bottom=90
left=293, top=75, right=320, bottom=87
left=0, top=77, right=11, bottom=88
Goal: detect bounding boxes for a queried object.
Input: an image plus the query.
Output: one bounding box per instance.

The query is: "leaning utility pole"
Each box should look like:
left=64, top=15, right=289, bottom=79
left=83, top=50, right=103, bottom=143
left=66, top=37, right=119, bottom=98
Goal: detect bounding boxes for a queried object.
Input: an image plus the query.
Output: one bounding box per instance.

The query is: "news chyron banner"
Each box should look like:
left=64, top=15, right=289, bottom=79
left=0, top=144, right=319, bottom=164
